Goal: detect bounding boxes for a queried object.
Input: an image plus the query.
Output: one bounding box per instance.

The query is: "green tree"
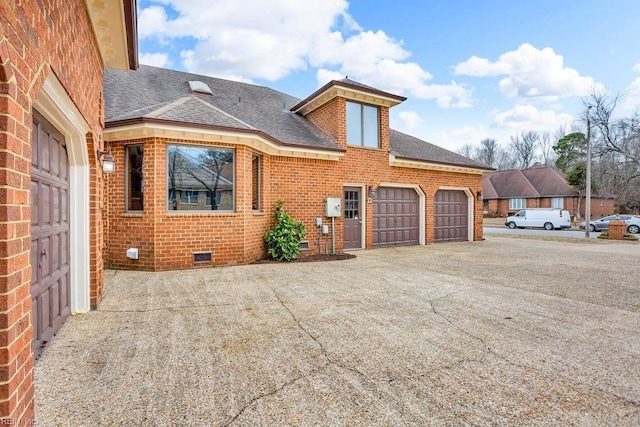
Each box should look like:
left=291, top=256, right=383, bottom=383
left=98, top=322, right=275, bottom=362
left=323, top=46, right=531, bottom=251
left=553, top=132, right=586, bottom=173
left=564, top=160, right=597, bottom=219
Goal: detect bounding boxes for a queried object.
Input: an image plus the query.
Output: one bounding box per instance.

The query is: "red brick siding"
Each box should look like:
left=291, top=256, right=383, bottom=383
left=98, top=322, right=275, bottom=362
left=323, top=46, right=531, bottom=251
left=0, top=0, right=105, bottom=423
left=106, top=111, right=483, bottom=269
left=105, top=138, right=272, bottom=271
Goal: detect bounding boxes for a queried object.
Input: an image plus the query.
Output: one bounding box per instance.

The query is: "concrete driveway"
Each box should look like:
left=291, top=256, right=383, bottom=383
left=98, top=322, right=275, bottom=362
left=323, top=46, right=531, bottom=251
left=35, top=237, right=640, bottom=426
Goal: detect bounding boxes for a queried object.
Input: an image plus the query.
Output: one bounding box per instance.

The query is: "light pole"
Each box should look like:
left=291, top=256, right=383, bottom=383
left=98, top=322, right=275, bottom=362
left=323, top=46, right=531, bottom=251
left=584, top=106, right=592, bottom=238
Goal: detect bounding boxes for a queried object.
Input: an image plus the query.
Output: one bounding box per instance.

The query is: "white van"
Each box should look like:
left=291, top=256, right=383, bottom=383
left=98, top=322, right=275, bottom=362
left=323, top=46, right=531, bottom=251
left=505, top=208, right=571, bottom=230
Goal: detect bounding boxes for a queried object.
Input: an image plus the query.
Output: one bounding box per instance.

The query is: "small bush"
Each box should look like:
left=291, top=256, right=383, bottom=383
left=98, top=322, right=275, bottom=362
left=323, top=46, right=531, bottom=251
left=264, top=201, right=306, bottom=261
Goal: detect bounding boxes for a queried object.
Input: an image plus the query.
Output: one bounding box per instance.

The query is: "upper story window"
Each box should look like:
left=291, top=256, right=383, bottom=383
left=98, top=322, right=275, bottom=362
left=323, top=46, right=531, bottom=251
left=346, top=101, right=379, bottom=148
left=167, top=144, right=234, bottom=212
left=125, top=145, right=143, bottom=211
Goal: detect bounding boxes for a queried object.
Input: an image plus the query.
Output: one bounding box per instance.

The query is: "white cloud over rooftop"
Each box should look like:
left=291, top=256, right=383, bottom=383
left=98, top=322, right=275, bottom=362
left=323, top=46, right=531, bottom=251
left=138, top=0, right=473, bottom=108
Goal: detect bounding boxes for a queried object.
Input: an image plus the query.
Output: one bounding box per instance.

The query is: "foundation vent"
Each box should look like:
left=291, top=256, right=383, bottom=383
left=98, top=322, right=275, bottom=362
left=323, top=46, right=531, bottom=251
left=193, top=251, right=213, bottom=264
left=299, top=242, right=309, bottom=250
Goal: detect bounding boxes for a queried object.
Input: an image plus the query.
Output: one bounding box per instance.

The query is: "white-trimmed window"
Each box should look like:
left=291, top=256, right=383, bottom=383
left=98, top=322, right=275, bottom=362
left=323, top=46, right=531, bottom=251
left=509, top=198, right=526, bottom=210
left=346, top=101, right=379, bottom=148
left=180, top=190, right=199, bottom=204
left=551, top=197, right=564, bottom=209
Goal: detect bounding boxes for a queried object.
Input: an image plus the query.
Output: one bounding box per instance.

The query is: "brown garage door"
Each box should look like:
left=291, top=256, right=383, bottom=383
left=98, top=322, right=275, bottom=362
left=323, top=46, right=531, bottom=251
left=373, top=187, right=419, bottom=247
left=434, top=190, right=468, bottom=242
left=31, top=111, right=71, bottom=358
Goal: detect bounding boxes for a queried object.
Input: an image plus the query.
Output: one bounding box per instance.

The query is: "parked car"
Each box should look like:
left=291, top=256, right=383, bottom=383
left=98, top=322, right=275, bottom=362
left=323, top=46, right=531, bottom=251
left=505, top=208, right=571, bottom=230
left=579, top=215, right=640, bottom=233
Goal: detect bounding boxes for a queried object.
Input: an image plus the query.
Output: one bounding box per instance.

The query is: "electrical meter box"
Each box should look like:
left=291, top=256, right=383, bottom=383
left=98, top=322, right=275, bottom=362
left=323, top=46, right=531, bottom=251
left=325, top=197, right=342, bottom=217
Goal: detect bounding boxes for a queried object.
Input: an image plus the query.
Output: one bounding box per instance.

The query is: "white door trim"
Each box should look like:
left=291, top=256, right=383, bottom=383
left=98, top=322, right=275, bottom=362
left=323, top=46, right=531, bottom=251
left=34, top=73, right=91, bottom=314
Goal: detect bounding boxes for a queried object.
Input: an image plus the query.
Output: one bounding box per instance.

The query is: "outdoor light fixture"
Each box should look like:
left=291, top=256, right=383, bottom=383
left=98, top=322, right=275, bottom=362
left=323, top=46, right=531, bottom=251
left=97, top=148, right=115, bottom=173
left=477, top=191, right=483, bottom=200
left=368, top=185, right=377, bottom=199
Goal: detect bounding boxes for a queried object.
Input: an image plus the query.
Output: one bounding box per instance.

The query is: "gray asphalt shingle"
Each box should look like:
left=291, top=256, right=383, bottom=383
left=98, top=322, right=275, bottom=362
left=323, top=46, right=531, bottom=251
left=105, top=65, right=491, bottom=169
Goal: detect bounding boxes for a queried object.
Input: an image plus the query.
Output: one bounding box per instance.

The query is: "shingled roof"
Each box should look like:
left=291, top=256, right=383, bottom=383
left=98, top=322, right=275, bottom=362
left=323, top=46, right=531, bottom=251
left=105, top=65, right=491, bottom=170
left=389, top=129, right=492, bottom=169
left=483, top=165, right=577, bottom=199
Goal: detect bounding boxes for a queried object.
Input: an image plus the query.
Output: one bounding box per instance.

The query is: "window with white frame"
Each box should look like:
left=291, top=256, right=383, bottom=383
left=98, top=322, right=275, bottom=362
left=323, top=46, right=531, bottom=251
left=346, top=101, right=379, bottom=148
left=551, top=197, right=564, bottom=209
left=509, top=198, right=526, bottom=210
left=180, top=190, right=199, bottom=204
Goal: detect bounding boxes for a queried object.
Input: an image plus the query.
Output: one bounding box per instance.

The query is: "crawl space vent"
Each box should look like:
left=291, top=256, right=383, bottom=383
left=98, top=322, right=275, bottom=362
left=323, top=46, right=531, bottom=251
left=299, top=242, right=309, bottom=250
left=193, top=252, right=212, bottom=264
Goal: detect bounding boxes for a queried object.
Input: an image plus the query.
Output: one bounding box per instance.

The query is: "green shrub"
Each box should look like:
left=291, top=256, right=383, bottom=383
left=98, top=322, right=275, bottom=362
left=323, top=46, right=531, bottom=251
left=264, top=201, right=306, bottom=261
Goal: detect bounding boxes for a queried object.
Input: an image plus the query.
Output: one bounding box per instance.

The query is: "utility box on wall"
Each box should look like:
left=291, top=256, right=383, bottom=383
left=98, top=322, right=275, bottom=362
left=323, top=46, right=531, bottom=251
left=325, top=197, right=341, bottom=217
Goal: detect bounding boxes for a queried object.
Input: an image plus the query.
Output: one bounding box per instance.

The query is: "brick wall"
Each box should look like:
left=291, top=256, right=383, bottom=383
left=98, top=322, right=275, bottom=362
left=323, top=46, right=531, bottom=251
left=106, top=97, right=483, bottom=269
left=105, top=138, right=272, bottom=270
left=0, top=0, right=105, bottom=422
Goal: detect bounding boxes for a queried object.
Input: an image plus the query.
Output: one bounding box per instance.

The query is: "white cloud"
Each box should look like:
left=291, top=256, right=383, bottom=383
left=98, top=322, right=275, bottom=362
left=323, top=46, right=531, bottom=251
left=449, top=125, right=486, bottom=140
left=412, top=81, right=474, bottom=108
left=139, top=0, right=473, bottom=108
left=452, top=56, right=510, bottom=76
left=433, top=126, right=490, bottom=153
left=633, top=64, right=640, bottom=72
left=622, top=77, right=640, bottom=113
left=139, top=52, right=171, bottom=68
left=138, top=5, right=169, bottom=39
left=316, top=69, right=345, bottom=86
left=454, top=43, right=600, bottom=100
left=397, top=111, right=423, bottom=130
left=492, top=104, right=573, bottom=131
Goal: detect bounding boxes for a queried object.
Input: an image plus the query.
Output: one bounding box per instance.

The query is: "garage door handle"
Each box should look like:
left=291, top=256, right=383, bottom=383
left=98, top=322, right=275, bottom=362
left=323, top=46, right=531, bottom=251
left=41, top=248, right=47, bottom=259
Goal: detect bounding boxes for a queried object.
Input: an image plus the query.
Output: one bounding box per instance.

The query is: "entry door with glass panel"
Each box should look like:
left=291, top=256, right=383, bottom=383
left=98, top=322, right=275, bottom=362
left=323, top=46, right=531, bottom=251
left=344, top=187, right=362, bottom=249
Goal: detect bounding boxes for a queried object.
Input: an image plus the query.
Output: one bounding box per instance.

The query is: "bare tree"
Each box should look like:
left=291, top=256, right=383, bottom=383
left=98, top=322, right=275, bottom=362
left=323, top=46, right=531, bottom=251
left=585, top=89, right=640, bottom=212
left=495, top=150, right=518, bottom=171
left=509, top=131, right=540, bottom=169
left=476, top=138, right=499, bottom=167
left=458, top=144, right=475, bottom=159
left=540, top=132, right=557, bottom=166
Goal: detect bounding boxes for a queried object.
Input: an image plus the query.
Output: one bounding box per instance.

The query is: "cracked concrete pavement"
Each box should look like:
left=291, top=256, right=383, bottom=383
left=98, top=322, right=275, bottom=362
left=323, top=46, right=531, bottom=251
left=35, top=236, right=640, bottom=425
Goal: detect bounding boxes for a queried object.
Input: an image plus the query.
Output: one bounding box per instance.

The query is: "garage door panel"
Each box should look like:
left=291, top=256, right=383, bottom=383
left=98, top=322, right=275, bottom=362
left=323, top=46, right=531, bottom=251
left=31, top=111, right=70, bottom=359
left=434, top=190, right=468, bottom=242
left=373, top=187, right=419, bottom=247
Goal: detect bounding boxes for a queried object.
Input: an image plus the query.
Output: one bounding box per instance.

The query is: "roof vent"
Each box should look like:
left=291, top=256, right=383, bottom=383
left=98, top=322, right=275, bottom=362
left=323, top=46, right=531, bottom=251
left=188, top=81, right=213, bottom=95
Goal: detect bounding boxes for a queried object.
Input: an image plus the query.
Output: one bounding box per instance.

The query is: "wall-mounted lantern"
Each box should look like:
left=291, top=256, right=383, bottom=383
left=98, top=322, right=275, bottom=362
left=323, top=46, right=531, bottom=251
left=477, top=191, right=483, bottom=201
left=97, top=149, right=115, bottom=173
left=368, top=185, right=377, bottom=199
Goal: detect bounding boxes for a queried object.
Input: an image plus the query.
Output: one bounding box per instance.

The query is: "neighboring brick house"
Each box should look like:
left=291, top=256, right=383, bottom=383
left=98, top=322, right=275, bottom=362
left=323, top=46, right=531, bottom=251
left=0, top=1, right=137, bottom=423
left=103, top=66, right=493, bottom=270
left=483, top=165, right=615, bottom=219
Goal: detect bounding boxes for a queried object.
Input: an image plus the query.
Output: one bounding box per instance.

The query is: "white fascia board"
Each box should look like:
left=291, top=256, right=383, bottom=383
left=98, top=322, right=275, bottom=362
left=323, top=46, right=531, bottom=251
left=104, top=122, right=344, bottom=161
left=389, top=153, right=487, bottom=175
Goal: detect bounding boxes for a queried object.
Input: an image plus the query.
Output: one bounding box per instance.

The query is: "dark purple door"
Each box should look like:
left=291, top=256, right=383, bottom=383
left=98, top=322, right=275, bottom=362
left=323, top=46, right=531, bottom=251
left=343, top=187, right=362, bottom=249
left=31, top=111, right=71, bottom=358
left=434, top=190, right=468, bottom=242
left=373, top=187, right=419, bottom=247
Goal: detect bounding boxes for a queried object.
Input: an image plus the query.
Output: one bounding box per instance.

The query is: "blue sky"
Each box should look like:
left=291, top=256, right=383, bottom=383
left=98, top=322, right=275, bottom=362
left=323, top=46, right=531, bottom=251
left=137, top=0, right=640, bottom=152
